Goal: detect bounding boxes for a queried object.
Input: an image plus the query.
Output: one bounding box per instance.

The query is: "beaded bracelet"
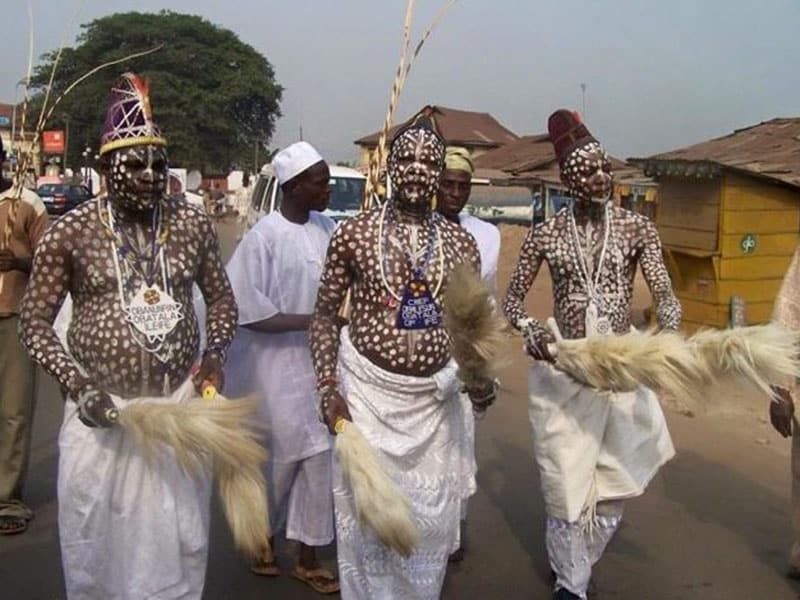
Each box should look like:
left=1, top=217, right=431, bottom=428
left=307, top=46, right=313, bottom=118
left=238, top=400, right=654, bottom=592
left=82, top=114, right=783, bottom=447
left=204, top=344, right=228, bottom=364
left=316, top=376, right=338, bottom=391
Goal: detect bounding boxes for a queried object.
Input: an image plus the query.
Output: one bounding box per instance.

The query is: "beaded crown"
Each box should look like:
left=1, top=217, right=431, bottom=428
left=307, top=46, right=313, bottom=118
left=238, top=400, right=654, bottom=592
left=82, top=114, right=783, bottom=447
left=99, top=72, right=167, bottom=156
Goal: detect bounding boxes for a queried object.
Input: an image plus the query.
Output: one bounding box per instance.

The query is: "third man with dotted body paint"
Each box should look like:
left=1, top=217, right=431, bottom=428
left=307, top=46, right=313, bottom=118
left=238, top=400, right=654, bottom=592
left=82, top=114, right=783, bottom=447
left=503, top=110, right=681, bottom=600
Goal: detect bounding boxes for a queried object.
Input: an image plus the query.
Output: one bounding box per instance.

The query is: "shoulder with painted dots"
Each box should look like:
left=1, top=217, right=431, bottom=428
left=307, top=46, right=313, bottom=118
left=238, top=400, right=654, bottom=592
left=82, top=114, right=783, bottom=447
left=341, top=209, right=380, bottom=238
left=52, top=198, right=100, bottom=232
left=170, top=199, right=213, bottom=229
left=535, top=208, right=566, bottom=237
left=611, top=205, right=652, bottom=228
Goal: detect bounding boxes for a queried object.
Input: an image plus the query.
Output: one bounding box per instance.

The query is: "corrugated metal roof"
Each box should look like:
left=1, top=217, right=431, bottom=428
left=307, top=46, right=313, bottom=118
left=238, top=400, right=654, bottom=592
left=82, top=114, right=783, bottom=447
left=473, top=134, right=552, bottom=172
left=631, top=117, right=800, bottom=189
left=354, top=105, right=519, bottom=148
left=474, top=134, right=646, bottom=185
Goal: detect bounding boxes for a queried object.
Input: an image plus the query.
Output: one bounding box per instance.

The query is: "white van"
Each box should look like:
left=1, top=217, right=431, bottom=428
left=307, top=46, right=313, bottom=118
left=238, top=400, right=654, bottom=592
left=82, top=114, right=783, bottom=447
left=246, top=163, right=367, bottom=229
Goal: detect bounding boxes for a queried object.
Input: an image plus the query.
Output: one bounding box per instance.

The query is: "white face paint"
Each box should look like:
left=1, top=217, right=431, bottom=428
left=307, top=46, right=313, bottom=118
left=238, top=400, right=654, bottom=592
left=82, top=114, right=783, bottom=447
left=387, top=128, right=445, bottom=211
left=562, top=142, right=614, bottom=203
left=106, top=144, right=169, bottom=212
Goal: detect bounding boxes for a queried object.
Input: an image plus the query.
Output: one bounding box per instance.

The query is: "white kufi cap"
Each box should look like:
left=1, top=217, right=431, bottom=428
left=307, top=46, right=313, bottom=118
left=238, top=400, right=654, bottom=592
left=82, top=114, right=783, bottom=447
left=272, top=141, right=324, bottom=185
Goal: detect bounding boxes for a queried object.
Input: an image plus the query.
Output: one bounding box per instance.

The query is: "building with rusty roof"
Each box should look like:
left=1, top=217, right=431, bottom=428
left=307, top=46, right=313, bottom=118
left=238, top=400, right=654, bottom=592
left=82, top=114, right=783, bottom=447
left=630, top=117, right=800, bottom=331
left=354, top=105, right=519, bottom=170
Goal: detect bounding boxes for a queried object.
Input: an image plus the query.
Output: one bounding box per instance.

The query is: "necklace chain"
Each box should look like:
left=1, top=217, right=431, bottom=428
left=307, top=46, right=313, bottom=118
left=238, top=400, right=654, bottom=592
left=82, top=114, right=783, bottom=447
left=569, top=202, right=612, bottom=308
left=98, top=197, right=170, bottom=287
left=377, top=201, right=444, bottom=301
left=98, top=197, right=177, bottom=364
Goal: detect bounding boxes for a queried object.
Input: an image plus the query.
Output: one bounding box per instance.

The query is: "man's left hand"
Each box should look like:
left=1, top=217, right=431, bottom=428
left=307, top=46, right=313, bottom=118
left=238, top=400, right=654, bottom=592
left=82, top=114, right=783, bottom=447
left=0, top=249, right=18, bottom=272
left=193, top=351, right=225, bottom=394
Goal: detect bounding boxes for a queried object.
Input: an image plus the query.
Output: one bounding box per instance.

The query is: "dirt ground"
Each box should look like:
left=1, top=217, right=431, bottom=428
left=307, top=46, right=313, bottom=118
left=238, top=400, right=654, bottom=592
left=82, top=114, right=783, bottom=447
left=1, top=218, right=799, bottom=599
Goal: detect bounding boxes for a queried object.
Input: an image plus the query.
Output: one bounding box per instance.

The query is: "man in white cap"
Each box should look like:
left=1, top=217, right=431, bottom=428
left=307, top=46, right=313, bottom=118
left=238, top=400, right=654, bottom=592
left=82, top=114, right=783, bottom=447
left=225, top=141, right=340, bottom=594
left=437, top=146, right=501, bottom=562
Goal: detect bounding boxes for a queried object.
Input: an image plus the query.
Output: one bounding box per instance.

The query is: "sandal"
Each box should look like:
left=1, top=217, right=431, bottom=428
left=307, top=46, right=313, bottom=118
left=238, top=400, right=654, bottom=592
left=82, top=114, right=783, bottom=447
left=291, top=564, right=340, bottom=594
left=0, top=515, right=28, bottom=535
left=250, top=557, right=280, bottom=577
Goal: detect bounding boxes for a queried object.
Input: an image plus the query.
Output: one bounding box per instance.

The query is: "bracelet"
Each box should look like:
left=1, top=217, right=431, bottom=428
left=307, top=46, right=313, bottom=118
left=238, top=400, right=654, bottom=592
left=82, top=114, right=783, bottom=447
left=464, top=379, right=499, bottom=404
left=204, top=344, right=228, bottom=364
left=319, top=385, right=339, bottom=398
left=316, top=376, right=338, bottom=391
left=516, top=317, right=535, bottom=332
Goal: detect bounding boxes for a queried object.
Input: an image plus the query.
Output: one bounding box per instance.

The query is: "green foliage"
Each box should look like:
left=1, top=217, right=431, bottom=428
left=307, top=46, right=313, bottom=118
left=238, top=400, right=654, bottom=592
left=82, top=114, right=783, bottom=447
left=30, top=11, right=282, bottom=172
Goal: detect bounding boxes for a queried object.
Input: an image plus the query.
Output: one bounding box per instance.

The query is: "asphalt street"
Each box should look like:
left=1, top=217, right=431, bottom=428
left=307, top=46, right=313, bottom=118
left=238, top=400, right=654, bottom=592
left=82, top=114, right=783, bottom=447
left=2, top=218, right=800, bottom=599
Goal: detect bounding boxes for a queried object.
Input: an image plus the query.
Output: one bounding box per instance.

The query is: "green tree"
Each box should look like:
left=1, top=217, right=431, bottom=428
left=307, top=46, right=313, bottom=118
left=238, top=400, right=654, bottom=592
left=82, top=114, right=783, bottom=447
left=30, top=11, right=282, bottom=172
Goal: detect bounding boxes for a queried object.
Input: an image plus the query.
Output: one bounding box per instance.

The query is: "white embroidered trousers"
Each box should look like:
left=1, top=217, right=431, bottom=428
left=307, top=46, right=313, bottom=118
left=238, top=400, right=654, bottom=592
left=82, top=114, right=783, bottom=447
left=546, top=501, right=624, bottom=599
left=267, top=450, right=335, bottom=547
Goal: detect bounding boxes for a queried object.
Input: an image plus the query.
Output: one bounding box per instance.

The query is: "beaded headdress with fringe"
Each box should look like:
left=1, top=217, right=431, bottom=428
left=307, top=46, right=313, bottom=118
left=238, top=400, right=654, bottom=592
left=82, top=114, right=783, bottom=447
left=99, top=72, right=166, bottom=156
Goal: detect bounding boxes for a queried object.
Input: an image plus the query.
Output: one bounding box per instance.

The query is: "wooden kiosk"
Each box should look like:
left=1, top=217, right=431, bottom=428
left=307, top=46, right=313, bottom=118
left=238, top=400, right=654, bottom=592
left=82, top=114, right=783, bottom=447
left=633, top=118, right=800, bottom=332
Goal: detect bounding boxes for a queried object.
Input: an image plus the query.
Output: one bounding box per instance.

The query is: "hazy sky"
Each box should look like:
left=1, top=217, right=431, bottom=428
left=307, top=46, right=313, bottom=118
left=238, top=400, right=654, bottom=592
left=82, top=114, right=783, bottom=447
left=2, top=0, right=798, bottom=163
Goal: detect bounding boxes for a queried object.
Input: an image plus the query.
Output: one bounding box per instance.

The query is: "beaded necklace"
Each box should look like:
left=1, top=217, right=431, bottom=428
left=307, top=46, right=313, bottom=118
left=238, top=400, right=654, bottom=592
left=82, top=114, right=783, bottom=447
left=97, top=196, right=182, bottom=365
left=377, top=200, right=444, bottom=303
left=568, top=201, right=613, bottom=336
left=98, top=197, right=171, bottom=289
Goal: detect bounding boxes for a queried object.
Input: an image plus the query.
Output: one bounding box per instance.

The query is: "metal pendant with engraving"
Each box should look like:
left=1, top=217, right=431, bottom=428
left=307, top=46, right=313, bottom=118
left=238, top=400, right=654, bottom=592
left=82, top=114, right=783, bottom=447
left=585, top=300, right=611, bottom=337
left=396, top=277, right=442, bottom=330
left=125, top=284, right=184, bottom=343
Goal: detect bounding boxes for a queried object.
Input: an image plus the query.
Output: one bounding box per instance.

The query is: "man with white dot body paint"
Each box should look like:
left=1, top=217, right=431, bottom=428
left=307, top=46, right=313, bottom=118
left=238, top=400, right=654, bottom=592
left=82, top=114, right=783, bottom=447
left=503, top=110, right=681, bottom=600
left=309, top=113, right=496, bottom=599
left=18, top=73, right=238, bottom=599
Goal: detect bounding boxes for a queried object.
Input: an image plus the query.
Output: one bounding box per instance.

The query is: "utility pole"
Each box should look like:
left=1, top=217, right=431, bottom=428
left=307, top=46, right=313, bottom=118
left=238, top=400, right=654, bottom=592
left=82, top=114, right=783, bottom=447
left=299, top=124, right=304, bottom=141
left=63, top=116, right=70, bottom=173
left=10, top=79, right=26, bottom=156
left=580, top=83, right=587, bottom=118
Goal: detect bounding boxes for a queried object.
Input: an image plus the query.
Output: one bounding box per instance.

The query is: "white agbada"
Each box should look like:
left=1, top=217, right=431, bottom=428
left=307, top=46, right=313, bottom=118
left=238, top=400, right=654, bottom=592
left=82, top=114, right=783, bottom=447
left=58, top=378, right=212, bottom=600
left=455, top=213, right=500, bottom=520
left=225, top=211, right=334, bottom=464
left=459, top=214, right=500, bottom=293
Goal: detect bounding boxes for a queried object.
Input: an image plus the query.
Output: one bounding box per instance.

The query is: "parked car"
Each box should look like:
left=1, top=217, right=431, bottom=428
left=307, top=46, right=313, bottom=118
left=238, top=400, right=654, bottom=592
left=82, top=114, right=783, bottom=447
left=246, top=164, right=367, bottom=229
left=36, top=183, right=93, bottom=216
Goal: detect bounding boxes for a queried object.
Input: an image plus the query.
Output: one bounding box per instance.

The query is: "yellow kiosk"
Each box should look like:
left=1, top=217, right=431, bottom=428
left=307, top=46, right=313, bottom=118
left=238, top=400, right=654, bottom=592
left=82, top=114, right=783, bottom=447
left=633, top=118, right=800, bottom=332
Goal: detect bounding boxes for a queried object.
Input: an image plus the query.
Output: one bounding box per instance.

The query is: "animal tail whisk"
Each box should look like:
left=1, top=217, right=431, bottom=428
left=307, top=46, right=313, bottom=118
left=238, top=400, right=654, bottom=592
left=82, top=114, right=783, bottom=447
left=117, top=391, right=272, bottom=561
left=442, top=262, right=508, bottom=388
left=334, top=418, right=419, bottom=557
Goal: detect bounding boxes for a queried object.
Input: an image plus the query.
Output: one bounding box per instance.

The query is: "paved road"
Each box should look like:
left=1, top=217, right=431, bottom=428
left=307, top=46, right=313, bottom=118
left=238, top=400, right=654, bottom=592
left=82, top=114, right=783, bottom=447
left=3, top=218, right=800, bottom=599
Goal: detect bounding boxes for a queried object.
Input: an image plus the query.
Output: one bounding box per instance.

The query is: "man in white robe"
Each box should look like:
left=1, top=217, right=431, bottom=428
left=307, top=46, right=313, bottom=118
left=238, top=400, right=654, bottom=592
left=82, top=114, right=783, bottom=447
left=225, top=141, right=339, bottom=594
left=437, top=146, right=501, bottom=562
